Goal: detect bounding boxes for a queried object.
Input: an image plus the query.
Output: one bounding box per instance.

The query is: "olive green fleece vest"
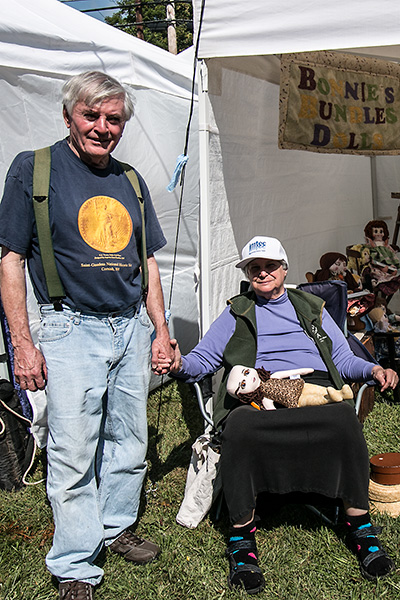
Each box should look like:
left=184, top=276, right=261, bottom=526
left=212, top=288, right=347, bottom=429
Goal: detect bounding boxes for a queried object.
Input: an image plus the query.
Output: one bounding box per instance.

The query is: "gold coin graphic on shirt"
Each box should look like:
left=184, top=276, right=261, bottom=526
left=78, top=196, right=133, bottom=253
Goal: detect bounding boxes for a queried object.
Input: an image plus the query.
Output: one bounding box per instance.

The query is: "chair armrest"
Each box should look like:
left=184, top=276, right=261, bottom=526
left=192, top=381, right=214, bottom=428
left=354, top=382, right=372, bottom=416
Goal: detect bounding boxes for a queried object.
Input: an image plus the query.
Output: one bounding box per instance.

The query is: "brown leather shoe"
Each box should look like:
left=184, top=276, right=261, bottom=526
left=59, top=580, right=95, bottom=599
left=109, top=529, right=160, bottom=564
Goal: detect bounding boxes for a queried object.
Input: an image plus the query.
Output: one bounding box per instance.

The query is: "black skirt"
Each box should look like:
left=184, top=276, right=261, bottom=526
left=220, top=402, right=370, bottom=524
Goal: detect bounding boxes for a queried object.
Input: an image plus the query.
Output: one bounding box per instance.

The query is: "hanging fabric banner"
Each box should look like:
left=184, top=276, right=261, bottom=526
left=279, top=51, right=400, bottom=155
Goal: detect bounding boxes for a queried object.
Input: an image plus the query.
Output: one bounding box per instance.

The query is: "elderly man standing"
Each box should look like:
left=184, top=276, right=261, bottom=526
left=0, top=71, right=173, bottom=599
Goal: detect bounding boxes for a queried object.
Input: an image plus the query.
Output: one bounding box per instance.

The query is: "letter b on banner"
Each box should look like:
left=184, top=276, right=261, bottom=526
left=298, top=66, right=316, bottom=91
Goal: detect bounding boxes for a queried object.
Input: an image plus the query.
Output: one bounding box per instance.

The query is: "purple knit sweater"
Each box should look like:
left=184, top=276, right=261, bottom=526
left=179, top=291, right=375, bottom=382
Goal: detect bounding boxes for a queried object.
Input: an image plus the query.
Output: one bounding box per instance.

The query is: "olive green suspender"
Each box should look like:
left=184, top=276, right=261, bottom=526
left=32, top=146, right=149, bottom=310
left=118, top=160, right=149, bottom=300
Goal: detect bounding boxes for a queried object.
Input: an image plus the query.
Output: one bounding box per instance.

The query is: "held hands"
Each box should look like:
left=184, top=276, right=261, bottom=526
left=151, top=328, right=174, bottom=375
left=151, top=325, right=182, bottom=375
left=168, top=339, right=182, bottom=373
left=371, top=365, right=399, bottom=391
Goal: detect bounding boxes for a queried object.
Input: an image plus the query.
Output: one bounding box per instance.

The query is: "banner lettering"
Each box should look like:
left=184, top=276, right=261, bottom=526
left=279, top=51, right=400, bottom=155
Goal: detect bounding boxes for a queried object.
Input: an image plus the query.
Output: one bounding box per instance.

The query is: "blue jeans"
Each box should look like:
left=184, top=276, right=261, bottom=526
left=39, top=303, right=152, bottom=585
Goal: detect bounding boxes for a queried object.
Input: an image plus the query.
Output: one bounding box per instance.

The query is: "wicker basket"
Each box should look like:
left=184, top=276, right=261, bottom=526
left=370, top=499, right=400, bottom=518
left=369, top=478, right=400, bottom=503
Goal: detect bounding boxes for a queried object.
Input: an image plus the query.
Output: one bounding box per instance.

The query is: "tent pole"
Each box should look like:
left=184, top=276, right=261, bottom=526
left=198, top=60, right=211, bottom=337
left=370, top=155, right=379, bottom=219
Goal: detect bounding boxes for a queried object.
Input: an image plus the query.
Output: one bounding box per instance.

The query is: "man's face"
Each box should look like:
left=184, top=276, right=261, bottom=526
left=63, top=95, right=126, bottom=168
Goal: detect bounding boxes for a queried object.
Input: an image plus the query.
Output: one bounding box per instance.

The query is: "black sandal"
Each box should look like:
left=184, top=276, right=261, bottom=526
left=226, top=539, right=265, bottom=595
left=348, top=525, right=395, bottom=581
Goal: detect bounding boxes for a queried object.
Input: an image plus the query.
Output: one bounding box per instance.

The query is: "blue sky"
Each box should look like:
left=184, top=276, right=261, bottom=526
left=60, top=0, right=118, bottom=22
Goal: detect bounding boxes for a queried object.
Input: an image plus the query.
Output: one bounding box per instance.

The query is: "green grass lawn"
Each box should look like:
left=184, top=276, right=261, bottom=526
left=1, top=381, right=400, bottom=599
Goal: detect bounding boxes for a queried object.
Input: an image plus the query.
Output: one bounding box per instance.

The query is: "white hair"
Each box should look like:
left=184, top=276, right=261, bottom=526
left=62, top=71, right=135, bottom=121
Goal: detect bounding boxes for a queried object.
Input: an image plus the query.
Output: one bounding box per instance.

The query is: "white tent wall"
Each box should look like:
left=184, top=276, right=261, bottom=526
left=202, top=59, right=375, bottom=326
left=193, top=0, right=400, bottom=332
left=0, top=0, right=200, bottom=393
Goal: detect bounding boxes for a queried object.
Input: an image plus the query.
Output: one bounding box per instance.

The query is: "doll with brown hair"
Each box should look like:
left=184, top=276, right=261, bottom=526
left=313, top=252, right=374, bottom=332
left=364, top=220, right=399, bottom=268
left=362, top=220, right=400, bottom=293
left=226, top=365, right=354, bottom=410
left=364, top=220, right=391, bottom=247
left=314, top=252, right=361, bottom=292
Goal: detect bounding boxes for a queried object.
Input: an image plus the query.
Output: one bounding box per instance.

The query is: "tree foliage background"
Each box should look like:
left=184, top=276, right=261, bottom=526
left=106, top=1, right=193, bottom=53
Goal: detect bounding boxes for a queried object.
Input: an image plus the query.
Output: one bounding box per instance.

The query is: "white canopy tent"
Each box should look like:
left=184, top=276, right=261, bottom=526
left=0, top=0, right=200, bottom=353
left=0, top=0, right=199, bottom=443
left=192, top=0, right=400, bottom=334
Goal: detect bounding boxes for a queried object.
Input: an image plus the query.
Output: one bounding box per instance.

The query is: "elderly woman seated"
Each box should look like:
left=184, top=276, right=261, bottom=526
left=167, top=236, right=398, bottom=594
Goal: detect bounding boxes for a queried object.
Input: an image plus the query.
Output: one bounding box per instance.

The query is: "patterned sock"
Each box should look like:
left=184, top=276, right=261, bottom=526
left=346, top=513, right=393, bottom=578
left=227, top=520, right=265, bottom=593
left=228, top=521, right=258, bottom=567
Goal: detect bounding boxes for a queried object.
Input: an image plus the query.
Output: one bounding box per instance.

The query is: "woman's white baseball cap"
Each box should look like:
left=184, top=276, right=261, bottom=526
left=235, top=236, right=289, bottom=270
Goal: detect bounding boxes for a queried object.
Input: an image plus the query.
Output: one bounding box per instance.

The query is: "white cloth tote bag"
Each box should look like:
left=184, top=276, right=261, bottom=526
left=176, top=433, right=222, bottom=528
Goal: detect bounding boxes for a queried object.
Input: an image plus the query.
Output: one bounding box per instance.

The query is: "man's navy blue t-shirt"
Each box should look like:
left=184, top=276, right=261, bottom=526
left=0, top=139, right=166, bottom=313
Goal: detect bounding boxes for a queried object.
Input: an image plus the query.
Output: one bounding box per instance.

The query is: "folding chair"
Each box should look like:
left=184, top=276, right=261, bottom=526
left=191, top=280, right=377, bottom=526
left=297, top=280, right=377, bottom=418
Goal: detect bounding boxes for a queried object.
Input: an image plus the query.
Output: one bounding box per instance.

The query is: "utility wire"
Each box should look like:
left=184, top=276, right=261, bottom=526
left=155, top=0, right=206, bottom=458
left=166, top=0, right=205, bottom=312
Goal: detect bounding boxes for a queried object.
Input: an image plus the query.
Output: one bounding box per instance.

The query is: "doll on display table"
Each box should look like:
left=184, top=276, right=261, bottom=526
left=314, top=252, right=361, bottom=292
left=347, top=244, right=372, bottom=278
left=361, top=220, right=400, bottom=296
left=364, top=220, right=399, bottom=261
left=313, top=251, right=374, bottom=331
left=226, top=365, right=354, bottom=411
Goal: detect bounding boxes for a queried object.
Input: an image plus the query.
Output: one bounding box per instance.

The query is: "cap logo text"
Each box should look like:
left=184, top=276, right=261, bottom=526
left=249, top=240, right=266, bottom=253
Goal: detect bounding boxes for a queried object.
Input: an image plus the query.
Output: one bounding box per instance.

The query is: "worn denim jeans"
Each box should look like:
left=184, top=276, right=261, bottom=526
left=39, top=303, right=152, bottom=585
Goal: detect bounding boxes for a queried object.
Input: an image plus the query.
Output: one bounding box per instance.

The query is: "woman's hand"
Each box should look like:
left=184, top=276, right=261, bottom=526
left=371, top=365, right=399, bottom=391
left=169, top=338, right=182, bottom=373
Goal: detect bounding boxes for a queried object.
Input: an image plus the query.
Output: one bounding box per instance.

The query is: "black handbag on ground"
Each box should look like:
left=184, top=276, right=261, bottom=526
left=0, top=379, right=34, bottom=491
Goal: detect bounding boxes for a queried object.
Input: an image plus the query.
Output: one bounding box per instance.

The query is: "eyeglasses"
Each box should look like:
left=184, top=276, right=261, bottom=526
left=248, top=262, right=282, bottom=278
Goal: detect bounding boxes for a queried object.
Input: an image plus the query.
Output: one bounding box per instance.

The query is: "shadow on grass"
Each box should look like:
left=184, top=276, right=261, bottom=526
left=375, top=386, right=400, bottom=405
left=206, top=490, right=353, bottom=548
left=146, top=380, right=204, bottom=484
